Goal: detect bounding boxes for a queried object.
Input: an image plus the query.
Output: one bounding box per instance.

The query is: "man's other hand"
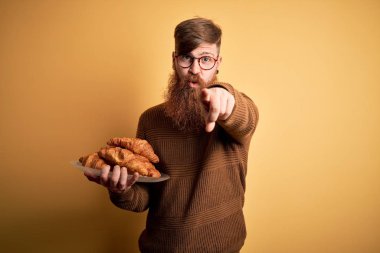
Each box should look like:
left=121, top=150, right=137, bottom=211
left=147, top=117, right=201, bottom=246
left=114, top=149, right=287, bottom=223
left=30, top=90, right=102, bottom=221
left=84, top=165, right=139, bottom=194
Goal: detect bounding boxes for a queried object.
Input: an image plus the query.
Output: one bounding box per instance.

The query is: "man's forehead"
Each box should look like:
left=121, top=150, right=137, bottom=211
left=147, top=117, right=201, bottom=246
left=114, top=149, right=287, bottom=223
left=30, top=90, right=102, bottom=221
left=190, top=43, right=219, bottom=57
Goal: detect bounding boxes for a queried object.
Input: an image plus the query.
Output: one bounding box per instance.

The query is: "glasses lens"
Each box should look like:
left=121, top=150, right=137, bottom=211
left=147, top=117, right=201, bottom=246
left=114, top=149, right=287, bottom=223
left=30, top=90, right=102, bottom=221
left=199, top=56, right=216, bottom=70
left=177, top=55, right=192, bottom=68
left=176, top=55, right=217, bottom=70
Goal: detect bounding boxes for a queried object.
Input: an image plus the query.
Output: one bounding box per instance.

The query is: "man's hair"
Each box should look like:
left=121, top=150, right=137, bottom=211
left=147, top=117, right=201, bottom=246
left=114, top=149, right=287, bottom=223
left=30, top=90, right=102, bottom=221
left=174, top=17, right=222, bottom=55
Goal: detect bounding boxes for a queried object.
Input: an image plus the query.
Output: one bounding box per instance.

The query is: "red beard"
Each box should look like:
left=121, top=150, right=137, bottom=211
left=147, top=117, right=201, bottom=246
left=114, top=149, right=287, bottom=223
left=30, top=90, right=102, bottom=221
left=164, top=72, right=217, bottom=132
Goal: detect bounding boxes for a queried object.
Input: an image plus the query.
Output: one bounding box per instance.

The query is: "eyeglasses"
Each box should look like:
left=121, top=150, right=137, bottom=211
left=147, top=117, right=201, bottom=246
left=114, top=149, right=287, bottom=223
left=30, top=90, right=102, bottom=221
left=175, top=54, right=218, bottom=70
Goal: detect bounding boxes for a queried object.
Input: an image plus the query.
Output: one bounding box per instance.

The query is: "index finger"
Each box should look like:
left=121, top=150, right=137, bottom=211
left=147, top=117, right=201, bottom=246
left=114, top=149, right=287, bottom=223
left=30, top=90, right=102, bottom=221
left=206, top=91, right=220, bottom=122
left=201, top=88, right=211, bottom=103
left=205, top=121, right=216, bottom=132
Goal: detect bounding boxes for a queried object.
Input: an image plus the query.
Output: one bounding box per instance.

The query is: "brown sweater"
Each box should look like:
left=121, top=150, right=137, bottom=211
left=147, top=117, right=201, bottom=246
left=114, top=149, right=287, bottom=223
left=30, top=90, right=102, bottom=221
left=109, top=82, right=259, bottom=253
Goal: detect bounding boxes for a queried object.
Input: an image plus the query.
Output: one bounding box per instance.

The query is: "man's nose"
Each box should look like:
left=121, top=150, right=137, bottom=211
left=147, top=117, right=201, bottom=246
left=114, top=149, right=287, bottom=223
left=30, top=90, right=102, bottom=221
left=189, top=59, right=201, bottom=74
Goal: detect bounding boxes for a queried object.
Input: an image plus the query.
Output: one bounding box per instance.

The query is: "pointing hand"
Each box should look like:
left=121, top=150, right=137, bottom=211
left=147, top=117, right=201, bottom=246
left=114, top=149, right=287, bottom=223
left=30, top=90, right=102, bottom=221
left=201, top=87, right=235, bottom=132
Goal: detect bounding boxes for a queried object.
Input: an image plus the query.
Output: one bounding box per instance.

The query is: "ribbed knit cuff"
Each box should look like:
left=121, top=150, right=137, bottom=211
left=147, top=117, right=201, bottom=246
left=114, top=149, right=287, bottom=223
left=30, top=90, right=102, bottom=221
left=109, top=186, right=135, bottom=202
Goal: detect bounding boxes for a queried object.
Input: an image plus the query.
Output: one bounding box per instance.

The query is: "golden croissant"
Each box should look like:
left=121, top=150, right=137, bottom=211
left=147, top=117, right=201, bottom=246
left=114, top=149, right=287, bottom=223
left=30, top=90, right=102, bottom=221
left=98, top=146, right=147, bottom=165
left=79, top=153, right=108, bottom=170
left=98, top=146, right=161, bottom=178
left=107, top=137, right=159, bottom=163
left=122, top=157, right=160, bottom=178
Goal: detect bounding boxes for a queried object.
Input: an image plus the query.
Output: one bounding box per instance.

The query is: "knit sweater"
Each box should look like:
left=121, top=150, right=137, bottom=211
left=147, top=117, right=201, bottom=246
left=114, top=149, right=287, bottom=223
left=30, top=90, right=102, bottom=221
left=109, top=82, right=259, bottom=253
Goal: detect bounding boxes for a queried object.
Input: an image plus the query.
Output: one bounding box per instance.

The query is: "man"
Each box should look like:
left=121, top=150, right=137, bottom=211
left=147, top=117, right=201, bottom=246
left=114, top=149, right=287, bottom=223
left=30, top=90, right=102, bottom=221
left=85, top=17, right=259, bottom=253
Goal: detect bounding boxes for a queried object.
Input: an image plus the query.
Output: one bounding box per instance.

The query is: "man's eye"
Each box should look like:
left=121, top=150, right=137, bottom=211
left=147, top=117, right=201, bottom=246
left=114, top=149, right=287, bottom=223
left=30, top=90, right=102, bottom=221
left=201, top=56, right=211, bottom=62
left=180, top=55, right=192, bottom=61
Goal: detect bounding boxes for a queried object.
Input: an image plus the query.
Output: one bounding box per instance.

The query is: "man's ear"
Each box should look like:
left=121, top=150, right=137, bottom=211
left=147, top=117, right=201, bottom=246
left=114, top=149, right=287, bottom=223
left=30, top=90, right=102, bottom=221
left=216, top=56, right=222, bottom=72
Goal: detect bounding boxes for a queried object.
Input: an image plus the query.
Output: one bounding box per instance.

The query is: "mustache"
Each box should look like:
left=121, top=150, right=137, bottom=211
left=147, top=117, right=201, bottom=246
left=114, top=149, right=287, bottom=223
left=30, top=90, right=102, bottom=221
left=188, top=75, right=199, bottom=82
left=184, top=74, right=206, bottom=86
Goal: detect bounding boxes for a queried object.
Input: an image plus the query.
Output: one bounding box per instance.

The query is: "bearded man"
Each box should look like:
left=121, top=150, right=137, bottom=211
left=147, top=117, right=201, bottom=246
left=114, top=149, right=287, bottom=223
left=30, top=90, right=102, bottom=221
left=85, top=17, right=259, bottom=253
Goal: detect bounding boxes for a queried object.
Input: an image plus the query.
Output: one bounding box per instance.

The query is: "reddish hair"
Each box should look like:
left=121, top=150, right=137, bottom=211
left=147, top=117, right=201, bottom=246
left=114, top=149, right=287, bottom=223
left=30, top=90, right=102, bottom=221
left=174, top=17, right=222, bottom=55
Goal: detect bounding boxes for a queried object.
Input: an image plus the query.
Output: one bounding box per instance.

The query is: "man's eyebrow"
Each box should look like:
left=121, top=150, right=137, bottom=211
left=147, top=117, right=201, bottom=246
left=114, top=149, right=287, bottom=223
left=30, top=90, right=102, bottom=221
left=187, top=51, right=216, bottom=58
left=197, top=51, right=216, bottom=57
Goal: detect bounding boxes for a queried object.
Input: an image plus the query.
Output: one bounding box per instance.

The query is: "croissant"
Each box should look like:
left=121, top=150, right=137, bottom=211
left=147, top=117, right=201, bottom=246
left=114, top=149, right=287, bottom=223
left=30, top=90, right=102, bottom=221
left=98, top=146, right=147, bottom=166
left=98, top=146, right=161, bottom=178
left=79, top=153, right=108, bottom=170
left=125, top=158, right=161, bottom=178
left=107, top=137, right=159, bottom=163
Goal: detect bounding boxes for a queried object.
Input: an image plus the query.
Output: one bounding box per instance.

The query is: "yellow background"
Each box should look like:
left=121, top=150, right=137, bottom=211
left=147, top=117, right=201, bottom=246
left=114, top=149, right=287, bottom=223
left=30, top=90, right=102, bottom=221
left=1, top=0, right=379, bottom=252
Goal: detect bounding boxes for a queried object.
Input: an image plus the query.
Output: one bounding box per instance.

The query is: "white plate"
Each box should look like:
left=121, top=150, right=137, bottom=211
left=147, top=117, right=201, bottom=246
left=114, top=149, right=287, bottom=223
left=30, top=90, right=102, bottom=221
left=70, top=161, right=170, bottom=183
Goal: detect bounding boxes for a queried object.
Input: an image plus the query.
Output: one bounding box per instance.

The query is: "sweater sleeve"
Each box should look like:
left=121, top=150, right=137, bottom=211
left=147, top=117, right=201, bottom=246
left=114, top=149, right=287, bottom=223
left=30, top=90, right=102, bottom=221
left=208, top=82, right=259, bottom=145
left=108, top=184, right=150, bottom=212
left=107, top=113, right=151, bottom=212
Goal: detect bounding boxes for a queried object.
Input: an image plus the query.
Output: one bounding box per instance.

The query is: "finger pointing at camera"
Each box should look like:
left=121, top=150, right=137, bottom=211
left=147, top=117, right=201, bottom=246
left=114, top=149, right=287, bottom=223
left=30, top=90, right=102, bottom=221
left=201, top=87, right=235, bottom=132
